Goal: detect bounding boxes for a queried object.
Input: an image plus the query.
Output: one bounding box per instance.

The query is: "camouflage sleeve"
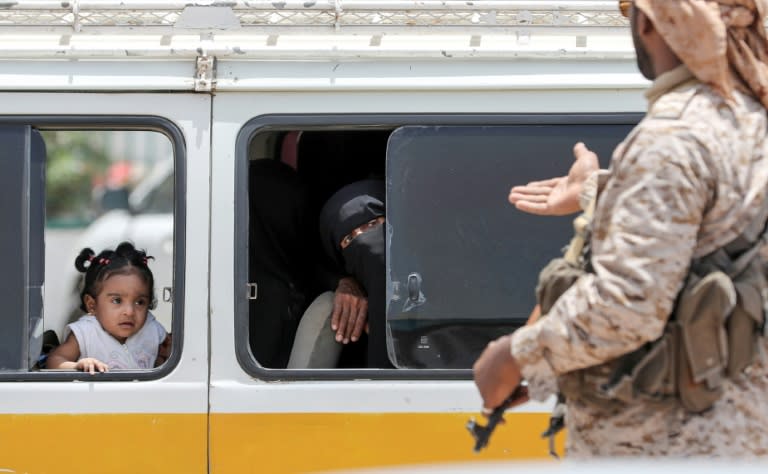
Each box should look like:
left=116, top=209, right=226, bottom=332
left=511, top=131, right=713, bottom=401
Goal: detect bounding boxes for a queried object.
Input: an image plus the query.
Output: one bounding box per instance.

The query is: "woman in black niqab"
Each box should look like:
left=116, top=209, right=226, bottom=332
left=318, top=179, right=390, bottom=368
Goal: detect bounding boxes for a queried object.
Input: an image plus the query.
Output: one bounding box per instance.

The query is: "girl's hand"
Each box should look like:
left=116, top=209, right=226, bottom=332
left=75, top=358, right=109, bottom=374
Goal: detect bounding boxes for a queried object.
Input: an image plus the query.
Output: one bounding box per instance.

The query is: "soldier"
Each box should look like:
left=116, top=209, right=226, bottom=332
left=474, top=0, right=768, bottom=456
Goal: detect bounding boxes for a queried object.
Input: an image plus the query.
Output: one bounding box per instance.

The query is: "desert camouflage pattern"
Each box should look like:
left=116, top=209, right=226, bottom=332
left=511, top=65, right=768, bottom=456
left=635, top=0, right=768, bottom=109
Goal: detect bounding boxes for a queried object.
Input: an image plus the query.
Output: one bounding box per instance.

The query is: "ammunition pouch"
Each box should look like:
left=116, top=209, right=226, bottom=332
left=536, top=257, right=585, bottom=315
left=540, top=237, right=766, bottom=414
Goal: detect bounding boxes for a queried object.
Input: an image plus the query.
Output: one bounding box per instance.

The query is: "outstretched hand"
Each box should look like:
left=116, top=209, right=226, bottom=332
left=508, top=142, right=599, bottom=216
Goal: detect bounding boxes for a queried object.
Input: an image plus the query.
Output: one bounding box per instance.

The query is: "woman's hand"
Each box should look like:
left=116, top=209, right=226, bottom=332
left=332, top=277, right=368, bottom=344
left=508, top=142, right=599, bottom=216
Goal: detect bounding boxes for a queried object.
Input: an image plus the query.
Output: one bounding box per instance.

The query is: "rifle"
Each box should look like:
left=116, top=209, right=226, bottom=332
left=465, top=385, right=527, bottom=453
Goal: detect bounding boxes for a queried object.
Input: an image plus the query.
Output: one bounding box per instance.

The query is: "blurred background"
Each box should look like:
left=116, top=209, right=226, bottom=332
left=43, top=130, right=174, bottom=339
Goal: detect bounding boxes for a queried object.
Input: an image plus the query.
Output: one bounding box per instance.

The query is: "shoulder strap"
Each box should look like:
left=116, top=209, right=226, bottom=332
left=563, top=195, right=597, bottom=265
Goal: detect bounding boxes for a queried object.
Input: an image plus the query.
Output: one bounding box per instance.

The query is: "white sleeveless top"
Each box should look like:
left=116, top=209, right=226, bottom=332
left=65, top=313, right=167, bottom=369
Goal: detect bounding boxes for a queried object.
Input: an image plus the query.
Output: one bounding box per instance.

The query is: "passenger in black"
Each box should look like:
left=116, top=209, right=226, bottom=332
left=316, top=179, right=391, bottom=368
left=247, top=158, right=313, bottom=368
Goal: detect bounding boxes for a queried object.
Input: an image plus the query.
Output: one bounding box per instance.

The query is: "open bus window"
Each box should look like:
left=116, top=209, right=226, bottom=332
left=237, top=116, right=637, bottom=375
left=0, top=123, right=180, bottom=376
left=244, top=129, right=389, bottom=369
left=385, top=124, right=633, bottom=369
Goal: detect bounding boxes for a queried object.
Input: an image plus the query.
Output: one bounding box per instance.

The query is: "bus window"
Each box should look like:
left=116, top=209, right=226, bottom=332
left=244, top=129, right=389, bottom=369
left=0, top=120, right=183, bottom=378
left=235, top=115, right=639, bottom=376
left=385, top=124, right=634, bottom=369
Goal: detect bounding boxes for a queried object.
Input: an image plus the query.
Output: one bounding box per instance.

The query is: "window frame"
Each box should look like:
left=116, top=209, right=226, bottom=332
left=0, top=115, right=186, bottom=382
left=234, top=113, right=642, bottom=381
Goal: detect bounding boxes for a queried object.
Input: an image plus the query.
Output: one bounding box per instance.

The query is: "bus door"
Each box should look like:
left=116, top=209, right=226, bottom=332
left=0, top=93, right=211, bottom=474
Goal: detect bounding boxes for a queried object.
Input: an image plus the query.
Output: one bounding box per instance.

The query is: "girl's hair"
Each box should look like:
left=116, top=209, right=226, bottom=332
left=74, top=241, right=156, bottom=313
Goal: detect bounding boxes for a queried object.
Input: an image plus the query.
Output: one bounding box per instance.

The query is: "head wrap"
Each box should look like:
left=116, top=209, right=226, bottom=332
left=318, top=179, right=385, bottom=268
left=634, top=0, right=768, bottom=108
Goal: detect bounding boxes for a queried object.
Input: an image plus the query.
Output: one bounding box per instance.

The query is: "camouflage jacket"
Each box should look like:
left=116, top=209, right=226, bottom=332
left=511, top=65, right=768, bottom=457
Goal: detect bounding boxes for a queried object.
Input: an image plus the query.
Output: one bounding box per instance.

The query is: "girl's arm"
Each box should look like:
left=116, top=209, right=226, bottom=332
left=45, top=333, right=108, bottom=374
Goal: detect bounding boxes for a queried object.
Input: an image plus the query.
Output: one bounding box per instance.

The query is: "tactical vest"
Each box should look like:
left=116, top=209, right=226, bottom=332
left=536, top=194, right=768, bottom=416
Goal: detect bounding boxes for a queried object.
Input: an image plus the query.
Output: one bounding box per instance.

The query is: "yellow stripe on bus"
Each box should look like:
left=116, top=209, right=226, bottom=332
left=0, top=412, right=562, bottom=473
left=210, top=412, right=563, bottom=473
left=0, top=413, right=206, bottom=474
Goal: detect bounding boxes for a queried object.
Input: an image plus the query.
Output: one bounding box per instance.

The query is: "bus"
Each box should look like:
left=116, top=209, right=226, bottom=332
left=0, top=1, right=645, bottom=473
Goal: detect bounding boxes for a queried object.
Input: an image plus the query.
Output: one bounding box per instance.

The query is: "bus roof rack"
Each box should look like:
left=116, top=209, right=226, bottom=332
left=0, top=1, right=628, bottom=31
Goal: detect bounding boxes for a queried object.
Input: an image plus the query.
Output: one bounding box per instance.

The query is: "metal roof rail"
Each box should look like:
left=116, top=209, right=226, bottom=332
left=0, top=1, right=628, bottom=31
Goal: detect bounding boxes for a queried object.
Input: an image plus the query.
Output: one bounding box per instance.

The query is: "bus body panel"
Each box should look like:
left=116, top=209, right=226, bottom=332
left=207, top=85, right=644, bottom=471
left=0, top=3, right=650, bottom=472
left=0, top=92, right=211, bottom=473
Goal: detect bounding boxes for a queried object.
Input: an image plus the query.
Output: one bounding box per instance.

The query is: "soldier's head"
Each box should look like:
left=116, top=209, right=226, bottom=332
left=620, top=0, right=680, bottom=80
left=621, top=0, right=768, bottom=108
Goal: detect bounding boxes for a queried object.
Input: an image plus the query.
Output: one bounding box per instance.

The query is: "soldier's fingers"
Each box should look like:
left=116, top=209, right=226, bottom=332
left=509, top=185, right=555, bottom=198
left=511, top=182, right=555, bottom=192
left=509, top=193, right=549, bottom=204
left=513, top=201, right=550, bottom=215
left=573, top=142, right=599, bottom=164
left=522, top=177, right=562, bottom=188
left=573, top=141, right=588, bottom=158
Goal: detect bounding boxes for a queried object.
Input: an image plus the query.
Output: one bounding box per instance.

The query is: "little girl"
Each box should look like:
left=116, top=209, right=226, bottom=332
left=47, top=241, right=170, bottom=373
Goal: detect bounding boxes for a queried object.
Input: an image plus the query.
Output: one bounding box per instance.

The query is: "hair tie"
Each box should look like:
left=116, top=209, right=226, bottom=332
left=142, top=256, right=148, bottom=265
left=98, top=257, right=110, bottom=265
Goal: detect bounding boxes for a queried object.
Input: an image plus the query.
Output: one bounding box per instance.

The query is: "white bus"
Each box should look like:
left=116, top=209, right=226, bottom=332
left=0, top=2, right=645, bottom=473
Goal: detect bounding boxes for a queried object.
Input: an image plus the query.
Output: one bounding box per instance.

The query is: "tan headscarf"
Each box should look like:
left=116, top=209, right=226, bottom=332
left=634, top=0, right=768, bottom=108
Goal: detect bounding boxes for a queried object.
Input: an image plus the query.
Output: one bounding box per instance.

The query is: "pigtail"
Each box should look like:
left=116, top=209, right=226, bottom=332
left=75, top=248, right=95, bottom=273
left=114, top=241, right=135, bottom=256
left=114, top=241, right=155, bottom=268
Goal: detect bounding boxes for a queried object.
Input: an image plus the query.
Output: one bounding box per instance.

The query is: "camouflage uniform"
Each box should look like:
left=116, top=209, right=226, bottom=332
left=511, top=64, right=768, bottom=457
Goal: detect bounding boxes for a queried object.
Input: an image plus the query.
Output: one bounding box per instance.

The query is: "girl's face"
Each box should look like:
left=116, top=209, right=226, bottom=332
left=84, top=272, right=151, bottom=343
